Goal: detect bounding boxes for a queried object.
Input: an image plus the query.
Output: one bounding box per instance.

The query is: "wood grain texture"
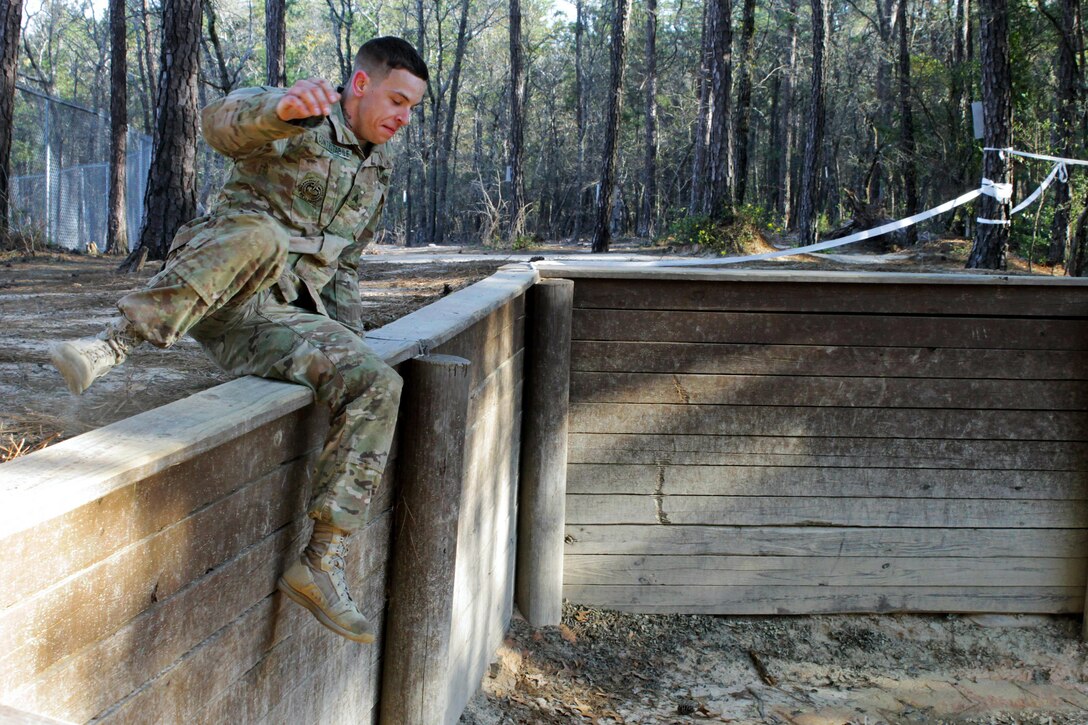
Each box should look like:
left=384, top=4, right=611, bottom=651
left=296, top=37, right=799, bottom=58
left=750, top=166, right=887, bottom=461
left=564, top=524, right=1088, bottom=557
left=569, top=403, right=1086, bottom=441
left=571, top=340, right=1088, bottom=380
left=568, top=433, right=1088, bottom=471
left=572, top=278, right=1088, bottom=317
left=562, top=584, right=1083, bottom=614
left=572, top=308, right=1088, bottom=350
left=566, top=463, right=1088, bottom=499
left=564, top=554, right=1086, bottom=587
left=565, top=494, right=1088, bottom=528
left=571, top=371, right=1088, bottom=410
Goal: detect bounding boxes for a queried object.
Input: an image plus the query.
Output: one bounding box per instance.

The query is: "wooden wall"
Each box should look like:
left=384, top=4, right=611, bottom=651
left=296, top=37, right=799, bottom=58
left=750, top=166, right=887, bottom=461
left=556, top=270, right=1088, bottom=615
left=0, top=268, right=534, bottom=724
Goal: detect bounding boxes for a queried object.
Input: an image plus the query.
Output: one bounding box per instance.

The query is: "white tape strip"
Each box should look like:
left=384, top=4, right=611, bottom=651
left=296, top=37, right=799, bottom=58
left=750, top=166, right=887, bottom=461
left=980, top=178, right=1013, bottom=201
left=985, top=147, right=1088, bottom=167
left=976, top=161, right=1066, bottom=226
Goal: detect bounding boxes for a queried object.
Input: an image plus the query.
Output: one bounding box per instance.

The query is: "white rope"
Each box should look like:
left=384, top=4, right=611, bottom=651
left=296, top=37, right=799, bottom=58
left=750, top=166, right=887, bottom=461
left=984, top=147, right=1088, bottom=167
left=977, top=160, right=1068, bottom=226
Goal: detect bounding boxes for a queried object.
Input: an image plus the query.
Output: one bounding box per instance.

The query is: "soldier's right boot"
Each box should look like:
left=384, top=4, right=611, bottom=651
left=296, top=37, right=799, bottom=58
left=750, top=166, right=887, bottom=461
left=50, top=316, right=144, bottom=395
left=277, top=522, right=376, bottom=643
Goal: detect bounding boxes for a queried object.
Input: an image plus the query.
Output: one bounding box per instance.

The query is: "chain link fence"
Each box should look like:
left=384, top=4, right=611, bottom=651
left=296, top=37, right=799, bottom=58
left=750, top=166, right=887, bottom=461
left=8, top=85, right=152, bottom=252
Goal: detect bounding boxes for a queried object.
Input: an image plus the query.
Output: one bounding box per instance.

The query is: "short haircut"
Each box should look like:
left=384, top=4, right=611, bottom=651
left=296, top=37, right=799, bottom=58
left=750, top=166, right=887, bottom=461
left=353, top=37, right=429, bottom=82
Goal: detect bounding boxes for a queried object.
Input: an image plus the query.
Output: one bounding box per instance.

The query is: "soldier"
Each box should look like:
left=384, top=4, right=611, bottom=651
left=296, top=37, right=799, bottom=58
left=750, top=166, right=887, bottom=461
left=49, top=37, right=429, bottom=644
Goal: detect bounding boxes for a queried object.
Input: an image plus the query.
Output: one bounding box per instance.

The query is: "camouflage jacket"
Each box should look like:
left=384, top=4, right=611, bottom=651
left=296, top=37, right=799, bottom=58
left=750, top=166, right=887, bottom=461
left=200, top=86, right=391, bottom=335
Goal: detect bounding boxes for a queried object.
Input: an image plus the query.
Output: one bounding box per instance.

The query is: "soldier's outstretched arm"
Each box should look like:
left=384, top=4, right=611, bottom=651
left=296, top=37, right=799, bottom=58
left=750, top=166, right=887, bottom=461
left=201, top=79, right=339, bottom=159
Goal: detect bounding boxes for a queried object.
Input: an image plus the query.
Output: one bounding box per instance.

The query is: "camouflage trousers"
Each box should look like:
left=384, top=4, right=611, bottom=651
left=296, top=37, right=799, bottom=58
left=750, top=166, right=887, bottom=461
left=116, top=214, right=401, bottom=533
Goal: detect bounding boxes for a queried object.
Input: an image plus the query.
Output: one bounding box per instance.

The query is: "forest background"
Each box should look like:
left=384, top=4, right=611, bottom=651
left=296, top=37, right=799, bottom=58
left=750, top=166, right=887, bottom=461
left=0, top=0, right=1084, bottom=271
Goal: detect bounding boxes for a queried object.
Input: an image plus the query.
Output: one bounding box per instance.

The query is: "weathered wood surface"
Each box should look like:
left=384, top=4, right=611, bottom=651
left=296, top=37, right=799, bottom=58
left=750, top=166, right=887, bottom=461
left=433, top=296, right=525, bottom=391
left=568, top=433, right=1088, bottom=471
left=572, top=278, right=1088, bottom=317
left=381, top=355, right=471, bottom=725
left=562, top=584, right=1083, bottom=614
left=517, top=279, right=573, bottom=627
left=571, top=340, right=1088, bottom=380
left=564, top=524, right=1088, bottom=557
left=569, top=403, right=1085, bottom=441
left=573, top=309, right=1088, bottom=350
left=564, top=554, right=1086, bottom=587
left=571, top=371, right=1088, bottom=410
left=566, top=463, right=1088, bottom=499
left=565, top=494, right=1088, bottom=528
left=0, top=705, right=71, bottom=725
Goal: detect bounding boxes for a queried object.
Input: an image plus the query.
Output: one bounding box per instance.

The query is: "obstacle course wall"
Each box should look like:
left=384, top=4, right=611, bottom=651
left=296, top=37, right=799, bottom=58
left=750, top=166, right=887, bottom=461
left=0, top=267, right=535, bottom=725
left=550, top=268, right=1088, bottom=615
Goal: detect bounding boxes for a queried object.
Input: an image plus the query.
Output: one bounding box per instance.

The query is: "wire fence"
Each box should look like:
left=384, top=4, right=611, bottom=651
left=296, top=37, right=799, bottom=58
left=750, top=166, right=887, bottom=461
left=7, top=85, right=152, bottom=252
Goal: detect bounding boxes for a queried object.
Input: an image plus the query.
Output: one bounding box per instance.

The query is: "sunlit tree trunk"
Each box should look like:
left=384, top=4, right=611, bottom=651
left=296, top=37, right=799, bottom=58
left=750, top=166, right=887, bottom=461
left=967, top=0, right=1011, bottom=269
left=733, top=0, right=756, bottom=205
left=0, top=0, right=25, bottom=242
left=1049, top=0, right=1079, bottom=265
left=508, top=0, right=527, bottom=239
left=592, top=0, right=632, bottom=253
left=122, top=0, right=202, bottom=269
left=897, top=0, right=917, bottom=243
left=435, top=0, right=471, bottom=245
left=106, top=0, right=127, bottom=254
left=798, top=0, right=830, bottom=246
left=265, top=0, right=286, bottom=86
left=705, top=0, right=733, bottom=219
left=638, top=0, right=658, bottom=238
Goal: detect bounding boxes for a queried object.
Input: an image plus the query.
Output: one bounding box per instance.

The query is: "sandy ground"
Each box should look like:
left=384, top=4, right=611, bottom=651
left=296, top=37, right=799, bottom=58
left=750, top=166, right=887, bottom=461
left=2, top=236, right=1084, bottom=724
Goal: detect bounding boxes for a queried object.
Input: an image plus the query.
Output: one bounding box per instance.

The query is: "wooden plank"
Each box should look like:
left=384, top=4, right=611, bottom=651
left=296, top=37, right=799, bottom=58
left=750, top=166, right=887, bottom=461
left=567, top=433, right=1088, bottom=471
left=0, top=705, right=72, bottom=725
left=564, top=494, right=1088, bottom=527
left=433, top=296, right=525, bottom=391
left=566, top=463, right=1088, bottom=500
left=367, top=267, right=535, bottom=365
left=0, top=458, right=309, bottom=696
left=8, top=511, right=391, bottom=723
left=571, top=371, right=1088, bottom=410
left=572, top=278, right=1088, bottom=317
left=0, top=376, right=315, bottom=540
left=569, top=403, right=1087, bottom=441
left=572, top=309, right=1088, bottom=350
left=0, top=403, right=325, bottom=611
left=571, top=340, right=1088, bottom=380
left=564, top=554, right=1086, bottom=587
left=564, top=524, right=1088, bottom=558
left=561, top=584, right=1083, bottom=615
left=466, top=350, right=523, bottom=425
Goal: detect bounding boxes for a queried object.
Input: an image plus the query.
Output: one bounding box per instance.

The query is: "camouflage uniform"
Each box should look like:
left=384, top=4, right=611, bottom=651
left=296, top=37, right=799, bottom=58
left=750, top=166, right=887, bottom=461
left=116, top=86, right=401, bottom=533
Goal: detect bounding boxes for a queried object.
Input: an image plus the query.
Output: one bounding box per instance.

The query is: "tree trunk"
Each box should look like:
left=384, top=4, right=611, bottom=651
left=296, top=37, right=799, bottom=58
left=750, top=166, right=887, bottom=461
left=434, top=0, right=471, bottom=245
left=798, top=0, right=830, bottom=246
left=571, top=0, right=587, bottom=240
left=637, top=0, right=658, bottom=238
left=689, top=0, right=711, bottom=215
left=947, top=0, right=972, bottom=235
left=778, top=0, right=799, bottom=227
left=967, top=0, right=1012, bottom=269
left=733, top=0, right=756, bottom=205
left=705, top=0, right=733, bottom=219
left=1049, top=0, right=1079, bottom=265
left=122, top=0, right=202, bottom=270
left=869, top=0, right=896, bottom=205
left=0, top=0, right=25, bottom=242
left=897, top=0, right=918, bottom=244
left=591, top=0, right=632, bottom=253
left=508, top=0, right=527, bottom=239
left=137, top=0, right=157, bottom=135
left=265, top=0, right=286, bottom=86
left=106, top=0, right=127, bottom=255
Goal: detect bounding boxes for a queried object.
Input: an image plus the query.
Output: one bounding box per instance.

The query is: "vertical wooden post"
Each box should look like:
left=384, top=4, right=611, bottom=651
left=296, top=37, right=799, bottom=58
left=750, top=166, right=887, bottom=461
left=516, top=278, right=574, bottom=626
left=379, top=354, right=471, bottom=725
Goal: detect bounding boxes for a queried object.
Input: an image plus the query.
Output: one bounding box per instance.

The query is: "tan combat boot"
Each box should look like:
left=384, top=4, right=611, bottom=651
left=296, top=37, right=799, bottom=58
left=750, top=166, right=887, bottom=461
left=277, top=522, right=375, bottom=643
left=50, top=316, right=143, bottom=395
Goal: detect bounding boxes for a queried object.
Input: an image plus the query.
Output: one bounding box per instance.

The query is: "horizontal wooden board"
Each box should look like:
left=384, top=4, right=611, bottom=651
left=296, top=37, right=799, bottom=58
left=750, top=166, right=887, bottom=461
left=562, top=584, right=1083, bottom=615
left=564, top=524, right=1088, bottom=557
left=566, top=463, right=1088, bottom=500
left=0, top=405, right=325, bottom=611
left=569, top=403, right=1088, bottom=441
left=572, top=309, right=1088, bottom=350
left=567, top=433, right=1088, bottom=471
left=571, top=341, right=1088, bottom=380
left=431, top=296, right=525, bottom=391
left=565, top=494, right=1088, bottom=528
left=570, top=371, right=1088, bottom=410
left=572, top=279, right=1088, bottom=318
left=564, top=554, right=1086, bottom=587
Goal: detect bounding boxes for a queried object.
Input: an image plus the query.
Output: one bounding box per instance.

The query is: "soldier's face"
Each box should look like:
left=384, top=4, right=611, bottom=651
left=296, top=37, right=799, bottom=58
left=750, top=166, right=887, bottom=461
left=345, top=68, right=427, bottom=145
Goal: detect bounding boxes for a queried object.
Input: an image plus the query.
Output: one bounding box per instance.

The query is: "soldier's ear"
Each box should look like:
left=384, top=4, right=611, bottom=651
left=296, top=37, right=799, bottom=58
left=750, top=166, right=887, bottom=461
left=350, top=70, right=370, bottom=95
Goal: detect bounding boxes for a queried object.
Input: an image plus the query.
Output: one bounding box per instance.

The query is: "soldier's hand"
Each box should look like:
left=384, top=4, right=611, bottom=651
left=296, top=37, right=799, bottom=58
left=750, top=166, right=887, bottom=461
left=276, top=78, right=340, bottom=121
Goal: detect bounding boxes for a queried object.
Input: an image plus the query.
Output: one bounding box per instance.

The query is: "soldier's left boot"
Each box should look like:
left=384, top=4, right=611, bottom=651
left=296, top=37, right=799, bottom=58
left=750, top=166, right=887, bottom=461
left=50, top=316, right=145, bottom=395
left=277, top=522, right=376, bottom=643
